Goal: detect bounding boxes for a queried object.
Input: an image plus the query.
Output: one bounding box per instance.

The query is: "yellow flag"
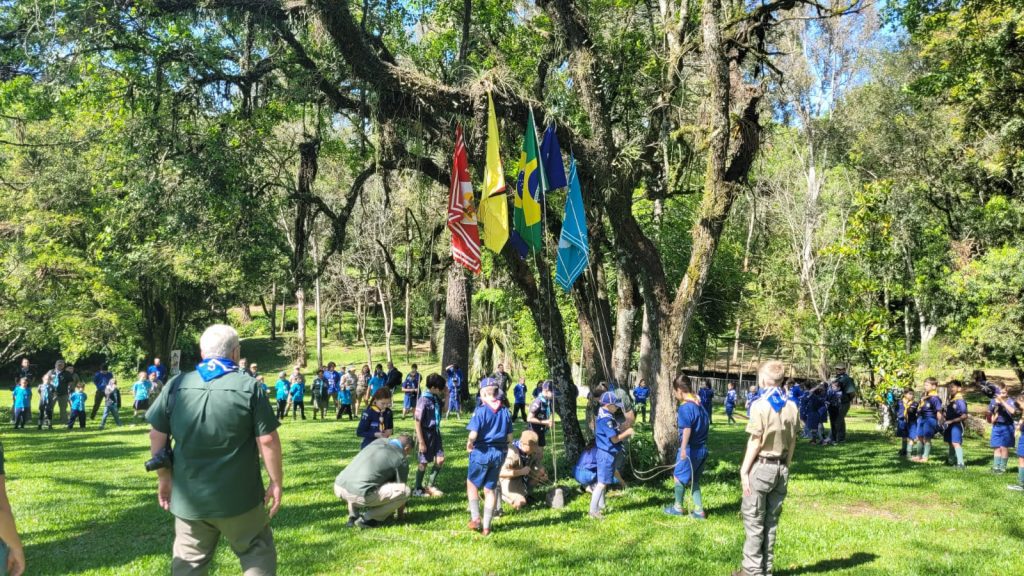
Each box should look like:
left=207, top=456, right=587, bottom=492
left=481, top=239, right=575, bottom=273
left=479, top=92, right=509, bottom=253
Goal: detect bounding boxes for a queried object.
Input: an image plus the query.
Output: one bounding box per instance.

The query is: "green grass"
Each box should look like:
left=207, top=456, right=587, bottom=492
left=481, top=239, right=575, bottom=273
left=4, top=337, right=1024, bottom=575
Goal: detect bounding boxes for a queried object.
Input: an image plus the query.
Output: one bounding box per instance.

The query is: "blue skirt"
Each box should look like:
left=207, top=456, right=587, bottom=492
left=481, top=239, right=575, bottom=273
left=991, top=423, right=1016, bottom=448
left=916, top=416, right=938, bottom=440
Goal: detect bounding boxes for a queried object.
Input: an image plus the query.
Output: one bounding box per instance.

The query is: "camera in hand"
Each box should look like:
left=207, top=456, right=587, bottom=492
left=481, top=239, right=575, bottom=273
left=979, top=382, right=999, bottom=399
left=145, top=446, right=174, bottom=472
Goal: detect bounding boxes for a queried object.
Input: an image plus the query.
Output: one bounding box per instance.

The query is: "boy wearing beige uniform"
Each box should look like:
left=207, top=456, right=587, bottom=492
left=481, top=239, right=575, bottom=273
left=733, top=360, right=800, bottom=576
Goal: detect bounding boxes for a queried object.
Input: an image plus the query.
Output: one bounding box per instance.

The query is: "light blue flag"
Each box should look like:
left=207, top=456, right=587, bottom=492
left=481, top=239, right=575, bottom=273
left=555, top=156, right=590, bottom=292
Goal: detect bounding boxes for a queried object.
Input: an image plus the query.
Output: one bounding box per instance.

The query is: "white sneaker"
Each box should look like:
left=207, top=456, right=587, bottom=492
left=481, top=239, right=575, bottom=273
left=1007, top=484, right=1024, bottom=492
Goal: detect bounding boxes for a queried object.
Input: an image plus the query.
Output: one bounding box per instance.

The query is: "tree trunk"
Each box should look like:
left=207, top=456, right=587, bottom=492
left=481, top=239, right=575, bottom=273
left=429, top=290, right=441, bottom=358
left=1009, top=355, right=1024, bottom=386
left=442, top=266, right=471, bottom=376
left=280, top=290, right=287, bottom=334
left=315, top=275, right=323, bottom=368
left=638, top=303, right=658, bottom=398
left=295, top=286, right=307, bottom=368
left=612, top=267, right=639, bottom=386
left=577, top=316, right=604, bottom=392
left=259, top=287, right=277, bottom=341
left=404, top=282, right=412, bottom=363
left=241, top=302, right=252, bottom=323
left=378, top=284, right=394, bottom=364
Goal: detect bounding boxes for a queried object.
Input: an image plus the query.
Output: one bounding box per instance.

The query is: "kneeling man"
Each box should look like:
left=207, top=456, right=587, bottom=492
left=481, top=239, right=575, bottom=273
left=499, top=430, right=548, bottom=510
left=334, top=434, right=412, bottom=529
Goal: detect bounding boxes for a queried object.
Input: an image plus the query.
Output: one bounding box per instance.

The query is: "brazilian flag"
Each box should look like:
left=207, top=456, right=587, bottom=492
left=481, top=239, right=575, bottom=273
left=514, top=108, right=547, bottom=252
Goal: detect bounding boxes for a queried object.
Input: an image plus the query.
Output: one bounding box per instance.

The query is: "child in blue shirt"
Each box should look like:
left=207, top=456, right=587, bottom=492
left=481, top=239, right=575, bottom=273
left=401, top=364, right=421, bottom=419
left=745, top=385, right=760, bottom=417
left=368, top=364, right=385, bottom=398
left=336, top=369, right=354, bottom=420
left=413, top=373, right=447, bottom=497
left=987, top=386, right=1017, bottom=472
left=942, top=380, right=968, bottom=469
left=99, top=379, right=122, bottom=429
left=633, top=380, right=650, bottom=424
left=698, top=381, right=715, bottom=425
left=806, top=385, right=827, bottom=444
left=131, top=371, right=151, bottom=419
left=912, top=378, right=943, bottom=463
left=324, top=362, right=341, bottom=411
left=357, top=388, right=394, bottom=449
left=68, top=384, right=87, bottom=429
left=289, top=375, right=306, bottom=420
left=12, top=378, right=31, bottom=429
left=465, top=381, right=512, bottom=535
left=527, top=382, right=554, bottom=457
left=511, top=377, right=528, bottom=422
left=665, top=374, right=709, bottom=519
left=445, top=365, right=462, bottom=420
left=590, top=391, right=634, bottom=520
left=725, top=382, right=738, bottom=425
left=574, top=441, right=599, bottom=491
left=37, top=374, right=55, bottom=430
left=274, top=372, right=289, bottom=420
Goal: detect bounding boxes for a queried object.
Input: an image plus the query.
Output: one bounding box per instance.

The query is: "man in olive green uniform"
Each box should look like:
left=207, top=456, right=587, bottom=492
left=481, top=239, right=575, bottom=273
left=334, top=435, right=412, bottom=529
left=147, top=324, right=283, bottom=576
left=733, top=360, right=799, bottom=576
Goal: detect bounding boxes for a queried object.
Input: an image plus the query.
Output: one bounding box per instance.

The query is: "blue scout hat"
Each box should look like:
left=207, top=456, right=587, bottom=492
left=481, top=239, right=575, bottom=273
left=599, top=391, right=622, bottom=407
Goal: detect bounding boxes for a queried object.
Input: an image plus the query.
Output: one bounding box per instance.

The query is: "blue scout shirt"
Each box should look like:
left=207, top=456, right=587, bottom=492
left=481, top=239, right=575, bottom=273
left=12, top=387, right=31, bottom=410
left=945, top=395, right=967, bottom=421
left=677, top=399, right=709, bottom=449
left=132, top=380, right=151, bottom=401
left=289, top=382, right=305, bottom=403
left=324, top=370, right=341, bottom=395
left=415, top=392, right=442, bottom=439
left=275, top=379, right=289, bottom=401
left=989, top=397, right=1017, bottom=425
left=918, top=392, right=942, bottom=418
left=698, top=387, right=714, bottom=409
left=357, top=406, right=394, bottom=448
left=634, top=385, right=650, bottom=403
left=467, top=403, right=512, bottom=449
left=595, top=410, right=624, bottom=455
left=147, top=364, right=168, bottom=383
left=725, top=389, right=737, bottom=408
left=93, top=370, right=113, bottom=393
left=69, top=390, right=87, bottom=411
left=513, top=382, right=527, bottom=404
left=403, top=372, right=421, bottom=393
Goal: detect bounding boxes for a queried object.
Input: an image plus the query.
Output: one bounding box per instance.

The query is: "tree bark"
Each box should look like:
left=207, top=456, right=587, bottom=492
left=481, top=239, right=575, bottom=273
left=430, top=293, right=441, bottom=358
left=315, top=276, right=323, bottom=368
left=612, top=266, right=639, bottom=386
left=295, top=286, right=307, bottom=367
left=442, top=265, right=471, bottom=377
left=241, top=302, right=252, bottom=323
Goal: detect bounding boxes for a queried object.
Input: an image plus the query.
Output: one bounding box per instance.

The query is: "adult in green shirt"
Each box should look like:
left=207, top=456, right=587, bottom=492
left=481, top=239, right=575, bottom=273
left=147, top=324, right=283, bottom=576
left=333, top=435, right=412, bottom=529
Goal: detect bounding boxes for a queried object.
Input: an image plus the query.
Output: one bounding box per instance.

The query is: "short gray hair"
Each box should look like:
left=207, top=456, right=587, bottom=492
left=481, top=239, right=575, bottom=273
left=199, top=324, right=240, bottom=359
left=758, top=360, right=786, bottom=388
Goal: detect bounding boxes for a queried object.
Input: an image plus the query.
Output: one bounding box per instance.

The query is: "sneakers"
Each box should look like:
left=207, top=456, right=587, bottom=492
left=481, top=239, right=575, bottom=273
left=992, top=467, right=1007, bottom=474
left=345, top=516, right=358, bottom=528
left=1007, top=484, right=1024, bottom=492
left=424, top=486, right=444, bottom=498
left=468, top=519, right=481, bottom=531
left=412, top=489, right=426, bottom=498
left=663, top=505, right=686, bottom=517
left=690, top=511, right=707, bottom=520
left=355, top=517, right=380, bottom=529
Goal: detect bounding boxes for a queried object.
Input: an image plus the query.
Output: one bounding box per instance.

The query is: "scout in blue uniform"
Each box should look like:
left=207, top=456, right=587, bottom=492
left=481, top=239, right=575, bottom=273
left=512, top=377, right=528, bottom=422
left=896, top=390, right=917, bottom=457
left=288, top=375, right=306, bottom=420
left=805, top=385, right=827, bottom=444
left=401, top=364, right=421, bottom=419
left=445, top=365, right=462, bottom=420
left=574, top=441, right=599, bottom=491
left=465, top=381, right=512, bottom=536
left=413, top=374, right=446, bottom=498
left=67, top=384, right=87, bottom=429
left=357, top=388, right=395, bottom=449
left=1011, top=394, right=1024, bottom=491
left=698, top=381, right=715, bottom=425
left=311, top=369, right=329, bottom=420
left=725, top=382, right=738, bottom=425
left=324, top=362, right=341, bottom=411
left=912, top=378, right=943, bottom=463
left=987, top=387, right=1017, bottom=473
left=664, top=375, right=709, bottom=519
left=942, top=380, right=968, bottom=469
left=633, top=380, right=651, bottom=424
left=745, top=385, right=760, bottom=417
left=590, top=391, right=635, bottom=520
left=527, top=382, right=554, bottom=457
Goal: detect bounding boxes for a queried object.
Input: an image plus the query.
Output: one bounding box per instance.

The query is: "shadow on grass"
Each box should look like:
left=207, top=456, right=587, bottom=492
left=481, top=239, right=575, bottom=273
left=776, top=551, right=878, bottom=575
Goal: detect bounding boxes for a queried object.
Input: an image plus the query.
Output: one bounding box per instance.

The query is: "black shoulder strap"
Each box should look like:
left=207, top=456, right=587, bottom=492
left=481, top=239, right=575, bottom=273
left=164, top=373, right=186, bottom=421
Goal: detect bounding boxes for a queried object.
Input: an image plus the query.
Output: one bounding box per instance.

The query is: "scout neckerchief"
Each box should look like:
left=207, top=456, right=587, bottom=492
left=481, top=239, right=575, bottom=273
left=482, top=392, right=502, bottom=413
left=902, top=396, right=914, bottom=420
left=764, top=387, right=787, bottom=413
left=917, top=389, right=938, bottom=412
left=196, top=357, right=237, bottom=382
left=370, top=404, right=386, bottom=433
left=680, top=393, right=699, bottom=406
left=423, top=390, right=441, bottom=426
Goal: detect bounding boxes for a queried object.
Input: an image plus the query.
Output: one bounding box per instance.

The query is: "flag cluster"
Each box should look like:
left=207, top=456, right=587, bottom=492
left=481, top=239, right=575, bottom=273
left=445, top=93, right=590, bottom=291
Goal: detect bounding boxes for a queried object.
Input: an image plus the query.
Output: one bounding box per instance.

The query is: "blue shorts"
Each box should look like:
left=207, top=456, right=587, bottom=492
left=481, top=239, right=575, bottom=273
left=403, top=393, right=417, bottom=410
left=575, top=468, right=596, bottom=487
left=1017, top=432, right=1024, bottom=458
left=674, top=445, right=707, bottom=486
left=448, top=395, right=460, bottom=411
left=991, top=423, right=1016, bottom=448
left=467, top=446, right=504, bottom=490
left=943, top=422, right=963, bottom=444
left=916, top=416, right=938, bottom=440
left=896, top=419, right=909, bottom=439
left=725, top=404, right=735, bottom=415
left=597, top=450, right=618, bottom=485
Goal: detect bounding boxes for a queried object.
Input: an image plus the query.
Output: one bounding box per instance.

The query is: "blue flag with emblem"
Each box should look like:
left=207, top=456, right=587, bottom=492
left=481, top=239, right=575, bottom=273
left=555, top=156, right=590, bottom=291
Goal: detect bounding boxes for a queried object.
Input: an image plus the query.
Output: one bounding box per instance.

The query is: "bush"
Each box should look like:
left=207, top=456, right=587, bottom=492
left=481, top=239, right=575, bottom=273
left=282, top=336, right=305, bottom=365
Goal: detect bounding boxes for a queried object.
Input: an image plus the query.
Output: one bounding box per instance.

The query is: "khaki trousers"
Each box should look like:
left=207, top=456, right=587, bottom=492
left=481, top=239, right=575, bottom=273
left=335, top=482, right=409, bottom=521
left=172, top=505, right=276, bottom=576
left=741, top=461, right=789, bottom=576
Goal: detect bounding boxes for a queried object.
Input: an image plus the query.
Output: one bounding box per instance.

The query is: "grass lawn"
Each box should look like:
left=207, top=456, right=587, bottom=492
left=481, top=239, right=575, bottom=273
left=5, top=337, right=1024, bottom=575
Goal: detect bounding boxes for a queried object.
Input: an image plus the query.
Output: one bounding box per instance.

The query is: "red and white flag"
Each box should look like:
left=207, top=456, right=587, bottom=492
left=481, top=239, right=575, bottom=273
left=448, top=125, right=482, bottom=273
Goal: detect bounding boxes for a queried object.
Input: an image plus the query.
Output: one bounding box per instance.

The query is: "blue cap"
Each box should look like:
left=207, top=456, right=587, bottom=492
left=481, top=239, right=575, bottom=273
left=541, top=381, right=553, bottom=392
left=600, top=391, right=622, bottom=407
